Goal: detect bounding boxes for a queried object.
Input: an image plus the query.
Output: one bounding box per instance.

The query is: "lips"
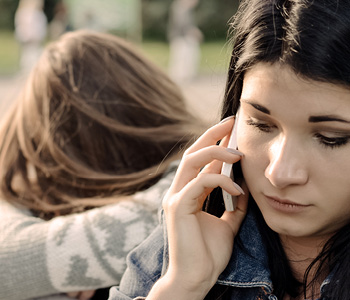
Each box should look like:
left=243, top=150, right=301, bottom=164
left=265, top=195, right=308, bottom=207
left=263, top=194, right=311, bottom=213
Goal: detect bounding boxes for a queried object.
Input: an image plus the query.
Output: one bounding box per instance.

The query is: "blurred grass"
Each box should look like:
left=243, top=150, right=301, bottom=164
left=0, top=30, right=20, bottom=75
left=0, top=30, right=230, bottom=76
left=141, top=40, right=231, bottom=75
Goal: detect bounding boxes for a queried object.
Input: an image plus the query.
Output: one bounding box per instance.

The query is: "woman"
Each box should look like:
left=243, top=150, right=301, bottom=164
left=109, top=0, right=350, bottom=299
left=0, top=30, right=204, bottom=300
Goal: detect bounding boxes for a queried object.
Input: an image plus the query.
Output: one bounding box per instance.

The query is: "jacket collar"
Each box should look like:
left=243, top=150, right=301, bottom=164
left=217, top=209, right=273, bottom=291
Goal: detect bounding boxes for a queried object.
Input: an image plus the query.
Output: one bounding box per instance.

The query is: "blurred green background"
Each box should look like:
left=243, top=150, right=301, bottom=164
left=0, top=0, right=239, bottom=75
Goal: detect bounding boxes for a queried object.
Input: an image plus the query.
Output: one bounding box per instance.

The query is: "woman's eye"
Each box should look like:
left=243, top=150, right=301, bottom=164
left=246, top=118, right=274, bottom=133
left=315, top=133, right=350, bottom=148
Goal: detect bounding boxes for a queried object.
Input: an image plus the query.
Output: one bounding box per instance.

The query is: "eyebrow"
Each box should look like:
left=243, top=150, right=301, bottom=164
left=242, top=99, right=350, bottom=124
left=241, top=100, right=271, bottom=114
left=308, top=115, right=350, bottom=124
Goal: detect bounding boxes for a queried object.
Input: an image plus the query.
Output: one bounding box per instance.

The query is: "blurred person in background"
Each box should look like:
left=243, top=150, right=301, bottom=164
left=15, top=0, right=47, bottom=72
left=0, top=30, right=205, bottom=300
left=168, top=0, right=203, bottom=84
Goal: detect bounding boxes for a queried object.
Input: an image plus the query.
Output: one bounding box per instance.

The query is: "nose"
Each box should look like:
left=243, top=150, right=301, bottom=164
left=265, top=135, right=308, bottom=189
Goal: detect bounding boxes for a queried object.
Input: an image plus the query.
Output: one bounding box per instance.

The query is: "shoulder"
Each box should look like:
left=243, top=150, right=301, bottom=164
left=111, top=223, right=166, bottom=299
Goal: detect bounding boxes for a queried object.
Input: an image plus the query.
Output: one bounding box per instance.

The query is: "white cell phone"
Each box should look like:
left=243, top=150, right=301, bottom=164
left=221, top=109, right=240, bottom=211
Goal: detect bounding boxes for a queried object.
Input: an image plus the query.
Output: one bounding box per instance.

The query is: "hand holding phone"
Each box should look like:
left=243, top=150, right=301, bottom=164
left=221, top=109, right=240, bottom=211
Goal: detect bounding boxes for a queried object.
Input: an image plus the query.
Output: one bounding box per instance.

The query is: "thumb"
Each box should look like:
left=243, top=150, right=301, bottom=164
left=220, top=181, right=249, bottom=234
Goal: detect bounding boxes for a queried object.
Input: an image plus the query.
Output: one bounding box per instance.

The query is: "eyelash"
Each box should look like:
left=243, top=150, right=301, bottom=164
left=314, top=133, right=349, bottom=148
left=246, top=119, right=274, bottom=133
left=246, top=119, right=350, bottom=148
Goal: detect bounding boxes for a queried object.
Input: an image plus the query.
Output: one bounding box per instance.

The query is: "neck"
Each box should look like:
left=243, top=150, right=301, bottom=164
left=280, top=234, right=330, bottom=299
left=280, top=235, right=324, bottom=272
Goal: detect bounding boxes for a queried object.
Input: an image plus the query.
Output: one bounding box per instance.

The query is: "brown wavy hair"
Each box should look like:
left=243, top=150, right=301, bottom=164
left=0, top=30, right=205, bottom=219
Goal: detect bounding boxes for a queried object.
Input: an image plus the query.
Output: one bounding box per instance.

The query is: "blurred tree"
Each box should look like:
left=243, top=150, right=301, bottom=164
left=0, top=0, right=20, bottom=29
left=196, top=0, right=239, bottom=40
left=1, top=0, right=239, bottom=40
left=43, top=0, right=61, bottom=23
left=142, top=0, right=239, bottom=40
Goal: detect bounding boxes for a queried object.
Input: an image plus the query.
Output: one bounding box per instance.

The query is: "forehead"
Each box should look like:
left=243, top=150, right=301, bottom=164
left=241, top=63, right=350, bottom=114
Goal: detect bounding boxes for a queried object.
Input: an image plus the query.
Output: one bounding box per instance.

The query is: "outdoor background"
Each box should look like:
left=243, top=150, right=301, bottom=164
left=0, top=0, right=239, bottom=125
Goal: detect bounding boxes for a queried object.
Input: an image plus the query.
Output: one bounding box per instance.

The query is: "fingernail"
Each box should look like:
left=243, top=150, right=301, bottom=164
left=233, top=182, right=245, bottom=195
left=219, top=115, right=234, bottom=124
left=226, top=148, right=244, bottom=156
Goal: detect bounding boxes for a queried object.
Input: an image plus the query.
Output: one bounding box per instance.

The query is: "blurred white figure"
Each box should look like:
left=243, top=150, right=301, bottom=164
left=15, top=0, right=47, bottom=72
left=168, top=0, right=202, bottom=84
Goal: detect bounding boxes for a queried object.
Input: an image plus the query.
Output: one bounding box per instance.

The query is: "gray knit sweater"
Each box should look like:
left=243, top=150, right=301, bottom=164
left=0, top=164, right=177, bottom=300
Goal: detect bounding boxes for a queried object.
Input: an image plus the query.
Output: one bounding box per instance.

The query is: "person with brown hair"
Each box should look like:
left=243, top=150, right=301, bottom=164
left=0, top=30, right=205, bottom=300
left=109, top=1, right=350, bottom=299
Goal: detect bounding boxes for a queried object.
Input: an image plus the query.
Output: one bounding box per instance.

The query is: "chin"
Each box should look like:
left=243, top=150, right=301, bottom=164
left=264, top=218, right=310, bottom=238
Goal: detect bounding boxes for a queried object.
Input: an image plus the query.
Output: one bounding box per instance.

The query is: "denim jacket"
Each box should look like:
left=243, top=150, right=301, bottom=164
left=108, top=209, right=331, bottom=300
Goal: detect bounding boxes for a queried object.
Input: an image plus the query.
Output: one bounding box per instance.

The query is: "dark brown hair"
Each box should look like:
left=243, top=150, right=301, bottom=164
left=210, top=0, right=350, bottom=299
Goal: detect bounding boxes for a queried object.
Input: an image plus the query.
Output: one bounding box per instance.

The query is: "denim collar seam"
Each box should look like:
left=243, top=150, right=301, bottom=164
left=217, top=279, right=273, bottom=291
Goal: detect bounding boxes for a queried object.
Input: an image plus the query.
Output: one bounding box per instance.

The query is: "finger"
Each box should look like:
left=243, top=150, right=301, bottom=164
left=185, top=118, right=234, bottom=155
left=201, top=147, right=243, bottom=179
left=197, top=123, right=241, bottom=175
left=165, top=173, right=244, bottom=216
left=172, top=146, right=243, bottom=193
left=221, top=180, right=249, bottom=234
left=169, top=118, right=235, bottom=193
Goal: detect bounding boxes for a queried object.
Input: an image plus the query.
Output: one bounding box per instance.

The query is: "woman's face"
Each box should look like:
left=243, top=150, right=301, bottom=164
left=238, top=62, right=350, bottom=241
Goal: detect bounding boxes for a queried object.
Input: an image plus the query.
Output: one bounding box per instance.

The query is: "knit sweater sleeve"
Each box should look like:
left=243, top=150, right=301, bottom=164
left=0, top=166, right=176, bottom=300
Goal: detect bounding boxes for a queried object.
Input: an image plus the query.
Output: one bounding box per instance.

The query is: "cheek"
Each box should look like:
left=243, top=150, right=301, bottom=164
left=238, top=127, right=269, bottom=184
left=238, top=126, right=268, bottom=162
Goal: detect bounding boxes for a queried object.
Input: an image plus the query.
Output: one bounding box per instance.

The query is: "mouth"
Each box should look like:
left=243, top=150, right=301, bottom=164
left=264, top=195, right=310, bottom=212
